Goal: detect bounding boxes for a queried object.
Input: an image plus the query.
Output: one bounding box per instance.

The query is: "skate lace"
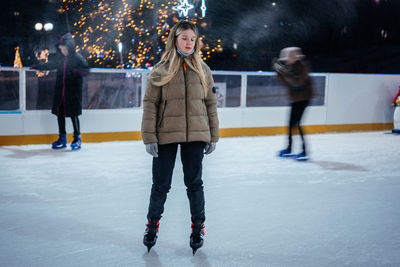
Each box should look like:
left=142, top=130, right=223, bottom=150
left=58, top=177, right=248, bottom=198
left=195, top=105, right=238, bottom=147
left=191, top=222, right=205, bottom=237
left=145, top=221, right=159, bottom=239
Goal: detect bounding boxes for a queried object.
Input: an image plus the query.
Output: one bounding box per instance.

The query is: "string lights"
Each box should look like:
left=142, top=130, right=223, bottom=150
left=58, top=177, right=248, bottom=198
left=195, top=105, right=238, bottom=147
left=61, top=0, right=221, bottom=69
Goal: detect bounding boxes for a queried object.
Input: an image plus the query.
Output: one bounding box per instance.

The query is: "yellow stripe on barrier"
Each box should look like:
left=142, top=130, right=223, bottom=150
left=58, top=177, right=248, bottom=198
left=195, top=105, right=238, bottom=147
left=220, top=123, right=393, bottom=137
left=0, top=123, right=394, bottom=146
left=0, top=132, right=142, bottom=146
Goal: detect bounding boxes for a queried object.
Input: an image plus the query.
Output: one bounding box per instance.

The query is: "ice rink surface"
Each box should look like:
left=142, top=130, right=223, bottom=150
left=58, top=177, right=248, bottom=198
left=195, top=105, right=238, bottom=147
left=0, top=131, right=399, bottom=267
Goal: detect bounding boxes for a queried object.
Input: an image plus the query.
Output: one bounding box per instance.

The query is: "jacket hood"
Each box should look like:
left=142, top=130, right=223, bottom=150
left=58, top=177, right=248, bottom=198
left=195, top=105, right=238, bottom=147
left=278, top=47, right=305, bottom=62
left=58, top=33, right=76, bottom=56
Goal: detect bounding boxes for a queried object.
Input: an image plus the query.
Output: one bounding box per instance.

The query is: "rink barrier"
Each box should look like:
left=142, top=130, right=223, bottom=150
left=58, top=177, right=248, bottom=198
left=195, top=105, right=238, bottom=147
left=0, top=123, right=393, bottom=146
left=0, top=67, right=398, bottom=146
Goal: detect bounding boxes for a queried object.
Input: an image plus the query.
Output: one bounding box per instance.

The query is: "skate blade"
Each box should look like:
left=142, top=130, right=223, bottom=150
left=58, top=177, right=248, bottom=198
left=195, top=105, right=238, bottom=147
left=191, top=242, right=203, bottom=255
left=144, top=240, right=156, bottom=253
left=146, top=244, right=154, bottom=253
left=52, top=146, right=66, bottom=150
left=279, top=153, right=297, bottom=158
left=295, top=156, right=309, bottom=161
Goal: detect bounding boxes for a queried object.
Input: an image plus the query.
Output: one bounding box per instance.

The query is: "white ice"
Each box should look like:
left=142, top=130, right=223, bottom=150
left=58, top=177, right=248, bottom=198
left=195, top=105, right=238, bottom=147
left=0, top=131, right=399, bottom=267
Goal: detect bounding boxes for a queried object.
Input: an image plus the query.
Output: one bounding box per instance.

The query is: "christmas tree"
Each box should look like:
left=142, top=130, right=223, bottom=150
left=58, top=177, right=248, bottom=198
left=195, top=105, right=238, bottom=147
left=13, top=46, right=23, bottom=68
left=61, top=0, right=221, bottom=68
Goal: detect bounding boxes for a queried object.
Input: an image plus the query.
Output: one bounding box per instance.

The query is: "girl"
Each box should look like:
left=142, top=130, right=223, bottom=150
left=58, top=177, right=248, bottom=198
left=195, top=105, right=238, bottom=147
left=141, top=21, right=219, bottom=254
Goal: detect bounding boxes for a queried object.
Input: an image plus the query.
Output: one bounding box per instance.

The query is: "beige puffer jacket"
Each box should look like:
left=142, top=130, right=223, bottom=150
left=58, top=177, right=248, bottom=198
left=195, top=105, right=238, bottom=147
left=141, top=61, right=219, bottom=145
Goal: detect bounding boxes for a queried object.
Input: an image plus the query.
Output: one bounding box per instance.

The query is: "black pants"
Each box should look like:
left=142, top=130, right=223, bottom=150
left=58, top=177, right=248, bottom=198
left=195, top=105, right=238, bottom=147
left=287, top=100, right=309, bottom=153
left=147, top=142, right=206, bottom=222
left=57, top=101, right=80, bottom=138
left=57, top=115, right=80, bottom=138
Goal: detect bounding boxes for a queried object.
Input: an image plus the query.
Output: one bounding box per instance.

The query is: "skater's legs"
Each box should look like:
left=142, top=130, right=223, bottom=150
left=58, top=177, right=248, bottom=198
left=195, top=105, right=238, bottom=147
left=287, top=103, right=297, bottom=151
left=70, top=116, right=80, bottom=138
left=289, top=100, right=309, bottom=153
left=147, top=143, right=178, bottom=221
left=52, top=108, right=67, bottom=148
left=298, top=125, right=306, bottom=153
left=295, top=100, right=309, bottom=153
left=52, top=114, right=67, bottom=148
left=56, top=100, right=66, bottom=135
left=57, top=115, right=66, bottom=135
left=180, top=142, right=206, bottom=222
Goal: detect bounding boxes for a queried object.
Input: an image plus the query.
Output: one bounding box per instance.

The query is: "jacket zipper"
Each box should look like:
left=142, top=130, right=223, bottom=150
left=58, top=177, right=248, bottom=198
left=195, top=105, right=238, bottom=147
left=182, top=63, right=188, bottom=142
left=159, top=100, right=167, bottom=127
left=202, top=99, right=209, bottom=128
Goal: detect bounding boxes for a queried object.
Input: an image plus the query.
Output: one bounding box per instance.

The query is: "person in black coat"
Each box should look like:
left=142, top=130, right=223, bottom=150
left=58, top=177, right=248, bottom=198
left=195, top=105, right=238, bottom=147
left=32, top=33, right=89, bottom=150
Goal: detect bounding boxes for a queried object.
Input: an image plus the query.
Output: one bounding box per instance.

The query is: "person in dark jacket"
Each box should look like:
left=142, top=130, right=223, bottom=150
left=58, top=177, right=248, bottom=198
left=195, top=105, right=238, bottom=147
left=272, top=47, right=313, bottom=160
left=392, top=87, right=400, bottom=133
left=32, top=33, right=89, bottom=150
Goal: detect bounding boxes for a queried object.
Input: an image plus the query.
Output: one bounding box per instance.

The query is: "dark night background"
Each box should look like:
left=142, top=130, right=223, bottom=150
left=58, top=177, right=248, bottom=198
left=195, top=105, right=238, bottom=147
left=1, top=0, right=400, bottom=73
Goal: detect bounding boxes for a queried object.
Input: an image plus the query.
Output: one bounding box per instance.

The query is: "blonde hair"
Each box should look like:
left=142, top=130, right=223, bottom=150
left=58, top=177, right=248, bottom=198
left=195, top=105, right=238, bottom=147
left=150, top=21, right=208, bottom=96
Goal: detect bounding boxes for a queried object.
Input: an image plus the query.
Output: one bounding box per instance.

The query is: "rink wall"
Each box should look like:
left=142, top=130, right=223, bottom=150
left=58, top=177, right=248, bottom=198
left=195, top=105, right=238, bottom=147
left=0, top=67, right=398, bottom=145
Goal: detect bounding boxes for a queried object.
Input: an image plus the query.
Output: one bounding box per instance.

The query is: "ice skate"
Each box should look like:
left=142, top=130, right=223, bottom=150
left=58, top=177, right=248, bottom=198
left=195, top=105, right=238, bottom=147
left=143, top=220, right=159, bottom=253
left=71, top=135, right=81, bottom=150
left=278, top=148, right=295, bottom=157
left=51, top=134, right=67, bottom=149
left=190, top=220, right=204, bottom=255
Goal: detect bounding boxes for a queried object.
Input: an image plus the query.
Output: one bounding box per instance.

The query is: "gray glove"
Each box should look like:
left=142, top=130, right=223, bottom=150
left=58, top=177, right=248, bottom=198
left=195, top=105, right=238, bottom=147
left=145, top=143, right=158, bottom=157
left=204, top=142, right=216, bottom=155
left=272, top=58, right=289, bottom=74
left=273, top=61, right=287, bottom=74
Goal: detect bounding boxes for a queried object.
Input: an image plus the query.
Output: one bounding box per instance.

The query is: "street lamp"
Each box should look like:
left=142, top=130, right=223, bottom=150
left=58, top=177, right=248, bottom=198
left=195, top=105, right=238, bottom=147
left=35, top=22, right=53, bottom=32
left=34, top=23, right=43, bottom=31
left=44, top=23, right=54, bottom=31
left=118, top=42, right=124, bottom=68
left=34, top=21, right=54, bottom=51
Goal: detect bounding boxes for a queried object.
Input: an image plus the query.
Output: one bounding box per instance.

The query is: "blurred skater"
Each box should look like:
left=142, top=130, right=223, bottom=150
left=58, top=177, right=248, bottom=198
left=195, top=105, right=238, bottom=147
left=141, top=21, right=219, bottom=254
left=32, top=33, right=89, bottom=150
left=272, top=47, right=313, bottom=160
left=392, top=87, right=400, bottom=133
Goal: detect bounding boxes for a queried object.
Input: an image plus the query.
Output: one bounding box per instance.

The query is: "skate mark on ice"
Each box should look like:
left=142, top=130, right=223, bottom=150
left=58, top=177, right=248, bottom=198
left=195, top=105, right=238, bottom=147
left=312, top=160, right=368, bottom=172
left=54, top=246, right=98, bottom=258
left=142, top=250, right=163, bottom=267
left=0, top=192, right=41, bottom=204
left=0, top=147, right=67, bottom=159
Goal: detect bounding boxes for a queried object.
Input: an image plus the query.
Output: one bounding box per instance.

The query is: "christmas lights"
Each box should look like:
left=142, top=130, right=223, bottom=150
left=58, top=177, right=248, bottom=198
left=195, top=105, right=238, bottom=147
left=62, top=0, right=219, bottom=68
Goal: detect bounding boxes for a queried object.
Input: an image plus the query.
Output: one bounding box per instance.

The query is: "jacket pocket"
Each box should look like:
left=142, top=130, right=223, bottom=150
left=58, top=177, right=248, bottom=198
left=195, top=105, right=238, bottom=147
left=158, top=100, right=167, bottom=128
